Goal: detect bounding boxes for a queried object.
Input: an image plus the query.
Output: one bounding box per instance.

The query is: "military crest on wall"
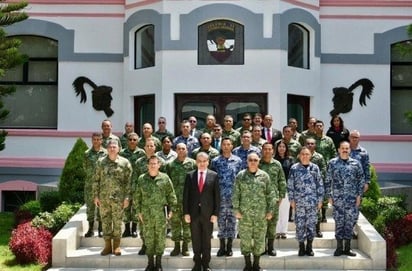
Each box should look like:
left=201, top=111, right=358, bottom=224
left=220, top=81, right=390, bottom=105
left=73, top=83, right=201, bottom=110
left=198, top=20, right=244, bottom=65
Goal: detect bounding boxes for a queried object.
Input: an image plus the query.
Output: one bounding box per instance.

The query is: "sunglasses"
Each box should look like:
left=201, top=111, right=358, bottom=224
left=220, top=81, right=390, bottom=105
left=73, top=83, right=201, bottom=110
left=158, top=121, right=165, bottom=124
left=129, top=138, right=138, bottom=141
left=189, top=120, right=197, bottom=123
left=248, top=159, right=259, bottom=162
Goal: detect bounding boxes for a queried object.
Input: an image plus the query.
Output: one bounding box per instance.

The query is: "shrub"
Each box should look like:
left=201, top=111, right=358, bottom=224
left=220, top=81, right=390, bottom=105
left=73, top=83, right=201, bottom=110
left=39, top=190, right=61, bottom=212
left=360, top=197, right=378, bottom=223
left=58, top=137, right=88, bottom=204
left=9, top=221, right=53, bottom=267
left=13, top=209, right=33, bottom=227
left=363, top=164, right=381, bottom=201
left=31, top=202, right=81, bottom=235
left=20, top=200, right=42, bottom=216
left=385, top=213, right=412, bottom=270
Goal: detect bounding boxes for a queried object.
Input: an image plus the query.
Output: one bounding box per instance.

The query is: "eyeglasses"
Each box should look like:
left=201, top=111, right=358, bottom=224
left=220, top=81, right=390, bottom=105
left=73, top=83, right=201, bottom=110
left=243, top=119, right=251, bottom=121
left=248, top=159, right=259, bottom=162
left=214, top=129, right=221, bottom=131
left=306, top=143, right=315, bottom=145
left=129, top=138, right=138, bottom=141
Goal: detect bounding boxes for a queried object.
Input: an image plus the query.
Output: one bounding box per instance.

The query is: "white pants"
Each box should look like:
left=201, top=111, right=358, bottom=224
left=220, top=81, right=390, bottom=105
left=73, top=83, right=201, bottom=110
left=276, top=193, right=290, bottom=234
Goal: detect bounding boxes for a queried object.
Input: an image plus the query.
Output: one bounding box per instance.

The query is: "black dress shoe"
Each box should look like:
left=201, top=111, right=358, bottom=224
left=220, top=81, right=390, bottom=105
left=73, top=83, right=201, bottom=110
left=203, top=266, right=212, bottom=271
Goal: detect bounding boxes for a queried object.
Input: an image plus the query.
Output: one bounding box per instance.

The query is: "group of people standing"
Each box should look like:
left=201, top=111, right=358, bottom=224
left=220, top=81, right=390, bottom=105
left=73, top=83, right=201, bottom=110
left=84, top=113, right=370, bottom=271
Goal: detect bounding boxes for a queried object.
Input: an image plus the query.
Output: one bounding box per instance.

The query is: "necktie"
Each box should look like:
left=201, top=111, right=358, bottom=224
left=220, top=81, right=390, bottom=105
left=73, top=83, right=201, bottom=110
left=266, top=128, right=272, bottom=142
left=198, top=171, right=204, bottom=193
left=215, top=139, right=220, bottom=150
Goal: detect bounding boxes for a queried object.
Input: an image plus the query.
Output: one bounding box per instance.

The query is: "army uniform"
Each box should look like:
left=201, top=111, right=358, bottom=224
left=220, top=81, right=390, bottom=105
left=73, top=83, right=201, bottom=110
left=326, top=157, right=364, bottom=241
left=93, top=155, right=132, bottom=241
left=84, top=146, right=107, bottom=236
left=315, top=135, right=337, bottom=162
left=138, top=136, right=162, bottom=152
left=232, top=145, right=261, bottom=170
left=259, top=158, right=286, bottom=249
left=350, top=145, right=370, bottom=185
left=156, top=149, right=177, bottom=163
left=133, top=172, right=177, bottom=256
left=232, top=169, right=274, bottom=257
left=119, top=147, right=146, bottom=237
left=152, top=130, right=174, bottom=141
left=288, top=162, right=324, bottom=249
left=211, top=154, right=242, bottom=256
left=102, top=133, right=122, bottom=149
left=166, top=157, right=197, bottom=255
left=222, top=129, right=241, bottom=147
left=251, top=138, right=267, bottom=150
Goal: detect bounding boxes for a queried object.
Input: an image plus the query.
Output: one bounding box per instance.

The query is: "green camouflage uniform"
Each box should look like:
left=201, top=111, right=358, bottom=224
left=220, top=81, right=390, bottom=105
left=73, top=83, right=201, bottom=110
left=222, top=129, right=241, bottom=147
left=232, top=169, right=275, bottom=256
left=315, top=135, right=337, bottom=163
left=137, top=136, right=162, bottom=152
left=251, top=138, right=267, bottom=150
left=298, top=130, right=316, bottom=146
left=119, top=147, right=146, bottom=223
left=93, top=155, right=132, bottom=240
left=84, top=147, right=107, bottom=222
left=166, top=157, right=197, bottom=242
left=259, top=158, right=286, bottom=239
left=133, top=172, right=177, bottom=256
left=102, top=133, right=122, bottom=149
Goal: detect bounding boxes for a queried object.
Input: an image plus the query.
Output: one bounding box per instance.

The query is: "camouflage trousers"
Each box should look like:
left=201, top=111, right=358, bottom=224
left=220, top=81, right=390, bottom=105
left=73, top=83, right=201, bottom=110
left=85, top=193, right=101, bottom=223
left=123, top=200, right=136, bottom=223
left=217, top=201, right=236, bottom=239
left=141, top=211, right=167, bottom=256
left=99, top=199, right=124, bottom=240
left=333, top=203, right=358, bottom=240
left=170, top=205, right=191, bottom=242
left=265, top=207, right=279, bottom=239
left=294, top=204, right=317, bottom=242
left=238, top=216, right=267, bottom=256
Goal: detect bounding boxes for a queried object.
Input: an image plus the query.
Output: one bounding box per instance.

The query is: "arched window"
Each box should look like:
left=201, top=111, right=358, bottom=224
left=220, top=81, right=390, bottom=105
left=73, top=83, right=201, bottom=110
left=391, top=39, right=412, bottom=134
left=288, top=23, right=309, bottom=69
left=0, top=35, right=58, bottom=129
left=134, top=25, right=155, bottom=69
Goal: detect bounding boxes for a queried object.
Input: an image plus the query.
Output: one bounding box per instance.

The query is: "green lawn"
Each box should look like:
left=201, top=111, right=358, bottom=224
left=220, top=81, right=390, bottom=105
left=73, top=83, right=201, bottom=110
left=397, top=242, right=412, bottom=271
left=0, top=212, right=43, bottom=271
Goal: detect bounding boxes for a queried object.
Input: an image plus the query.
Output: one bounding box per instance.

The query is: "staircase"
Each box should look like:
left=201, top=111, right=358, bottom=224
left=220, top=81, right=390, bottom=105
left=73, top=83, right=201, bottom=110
left=51, top=206, right=386, bottom=270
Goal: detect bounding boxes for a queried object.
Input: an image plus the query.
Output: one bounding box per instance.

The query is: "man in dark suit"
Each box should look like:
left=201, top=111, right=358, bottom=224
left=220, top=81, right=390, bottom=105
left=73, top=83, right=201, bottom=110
left=184, top=152, right=220, bottom=271
left=262, top=114, right=283, bottom=143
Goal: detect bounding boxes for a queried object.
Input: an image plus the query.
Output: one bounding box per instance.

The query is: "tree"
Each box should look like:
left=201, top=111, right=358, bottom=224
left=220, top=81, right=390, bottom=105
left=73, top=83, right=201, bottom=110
left=0, top=1, right=28, bottom=151
left=58, top=138, right=88, bottom=204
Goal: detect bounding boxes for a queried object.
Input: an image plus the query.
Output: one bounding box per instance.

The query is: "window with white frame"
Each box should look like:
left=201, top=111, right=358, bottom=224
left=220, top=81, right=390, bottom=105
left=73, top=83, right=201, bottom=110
left=0, top=35, right=58, bottom=129
left=391, top=40, right=412, bottom=134
left=134, top=25, right=155, bottom=69
left=288, top=23, right=309, bottom=69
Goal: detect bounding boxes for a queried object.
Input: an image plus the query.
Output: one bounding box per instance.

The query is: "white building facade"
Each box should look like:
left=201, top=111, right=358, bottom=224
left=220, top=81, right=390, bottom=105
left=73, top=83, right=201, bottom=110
left=0, top=0, right=411, bottom=210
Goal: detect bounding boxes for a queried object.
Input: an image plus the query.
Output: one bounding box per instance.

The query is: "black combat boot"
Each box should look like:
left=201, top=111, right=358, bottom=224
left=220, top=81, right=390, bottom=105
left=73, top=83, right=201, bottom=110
left=344, top=239, right=356, bottom=256
left=98, top=221, right=103, bottom=237
left=226, top=238, right=233, bottom=256
left=267, top=238, right=276, bottom=256
left=243, top=254, right=252, bottom=271
left=170, top=241, right=180, bottom=256
left=155, top=255, right=163, bottom=271
left=139, top=240, right=146, bottom=255
left=298, top=242, right=305, bottom=256
left=334, top=239, right=343, bottom=256
left=84, top=221, right=94, bottom=237
left=252, top=255, right=261, bottom=271
left=306, top=239, right=314, bottom=256
left=316, top=221, right=323, bottom=238
left=122, top=222, right=131, bottom=238
left=131, top=222, right=138, bottom=238
left=217, top=238, right=226, bottom=256
left=145, top=254, right=155, bottom=271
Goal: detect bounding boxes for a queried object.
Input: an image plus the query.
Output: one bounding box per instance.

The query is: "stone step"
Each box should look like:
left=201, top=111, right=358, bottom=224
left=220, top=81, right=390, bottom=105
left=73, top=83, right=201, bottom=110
left=81, top=230, right=357, bottom=249
left=65, top=247, right=372, bottom=270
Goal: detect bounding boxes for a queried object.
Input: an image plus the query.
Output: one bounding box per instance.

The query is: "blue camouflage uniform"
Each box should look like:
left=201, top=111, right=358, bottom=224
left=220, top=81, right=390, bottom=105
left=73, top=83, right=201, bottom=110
left=172, top=135, right=200, bottom=157
left=326, top=157, right=364, bottom=240
left=232, top=145, right=261, bottom=170
left=350, top=145, right=370, bottom=185
left=211, top=154, right=242, bottom=239
left=288, top=162, right=324, bottom=242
